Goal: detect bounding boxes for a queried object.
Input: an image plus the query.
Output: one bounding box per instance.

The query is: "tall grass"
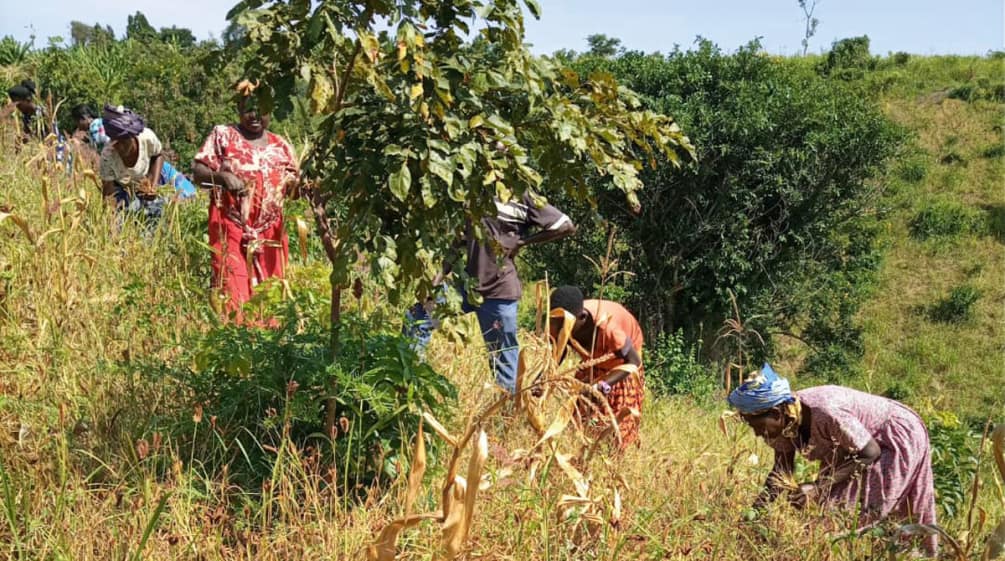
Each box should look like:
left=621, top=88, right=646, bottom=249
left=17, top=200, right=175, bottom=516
left=0, top=84, right=1002, bottom=561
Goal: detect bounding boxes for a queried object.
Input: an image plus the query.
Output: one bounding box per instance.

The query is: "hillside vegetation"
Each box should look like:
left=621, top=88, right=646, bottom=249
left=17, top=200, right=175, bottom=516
left=0, top=32, right=1002, bottom=561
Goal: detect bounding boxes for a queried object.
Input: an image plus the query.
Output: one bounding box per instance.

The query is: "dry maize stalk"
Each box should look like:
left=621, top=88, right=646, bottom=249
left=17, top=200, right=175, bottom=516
left=403, top=420, right=426, bottom=517
left=366, top=512, right=442, bottom=561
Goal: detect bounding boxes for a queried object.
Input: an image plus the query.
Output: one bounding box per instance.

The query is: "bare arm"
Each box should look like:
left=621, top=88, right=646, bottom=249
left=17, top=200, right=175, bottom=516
left=192, top=161, right=246, bottom=196
left=599, top=344, right=641, bottom=387
left=817, top=439, right=881, bottom=488
left=145, top=153, right=163, bottom=190
left=755, top=447, right=796, bottom=510
left=101, top=180, right=118, bottom=199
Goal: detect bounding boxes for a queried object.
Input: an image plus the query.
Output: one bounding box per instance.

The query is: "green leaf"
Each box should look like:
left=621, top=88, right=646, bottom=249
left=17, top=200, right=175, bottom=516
left=389, top=161, right=411, bottom=202
left=420, top=176, right=438, bottom=208
left=523, top=0, right=542, bottom=18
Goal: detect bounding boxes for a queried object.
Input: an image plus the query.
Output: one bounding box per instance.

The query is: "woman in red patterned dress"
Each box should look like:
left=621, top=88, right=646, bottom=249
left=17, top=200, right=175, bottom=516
left=192, top=82, right=299, bottom=322
left=548, top=285, right=645, bottom=449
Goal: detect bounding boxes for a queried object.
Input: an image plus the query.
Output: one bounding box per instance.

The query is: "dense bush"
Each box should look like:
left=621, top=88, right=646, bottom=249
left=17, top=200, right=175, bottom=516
left=909, top=200, right=982, bottom=240
left=645, top=329, right=717, bottom=400
left=153, top=287, right=456, bottom=489
left=528, top=40, right=902, bottom=374
left=927, top=412, right=980, bottom=519
left=819, top=36, right=876, bottom=79
left=926, top=284, right=981, bottom=324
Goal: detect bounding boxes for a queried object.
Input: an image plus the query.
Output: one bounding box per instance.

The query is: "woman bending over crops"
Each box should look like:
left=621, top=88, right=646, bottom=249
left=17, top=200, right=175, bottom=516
left=729, top=365, right=938, bottom=556
left=192, top=80, right=299, bottom=323
left=548, top=285, right=645, bottom=449
left=99, top=105, right=169, bottom=222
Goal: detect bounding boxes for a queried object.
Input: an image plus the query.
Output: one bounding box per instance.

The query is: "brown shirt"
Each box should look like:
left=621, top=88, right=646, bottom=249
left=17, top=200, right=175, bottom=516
left=465, top=192, right=571, bottom=301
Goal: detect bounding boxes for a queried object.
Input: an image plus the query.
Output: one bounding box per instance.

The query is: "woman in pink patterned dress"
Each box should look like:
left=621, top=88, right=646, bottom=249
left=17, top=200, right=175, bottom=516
left=192, top=83, right=299, bottom=322
left=728, top=365, right=938, bottom=557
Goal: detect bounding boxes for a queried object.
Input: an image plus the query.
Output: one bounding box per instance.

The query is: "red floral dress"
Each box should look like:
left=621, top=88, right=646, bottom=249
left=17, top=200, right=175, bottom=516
left=194, top=125, right=298, bottom=321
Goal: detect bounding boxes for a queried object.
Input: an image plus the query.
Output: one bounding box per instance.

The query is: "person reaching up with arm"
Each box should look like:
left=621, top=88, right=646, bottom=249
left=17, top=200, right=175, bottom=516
left=445, top=192, right=575, bottom=394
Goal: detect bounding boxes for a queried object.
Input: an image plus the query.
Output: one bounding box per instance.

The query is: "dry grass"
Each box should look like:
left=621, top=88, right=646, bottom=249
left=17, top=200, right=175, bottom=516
left=0, top=78, right=1002, bottom=560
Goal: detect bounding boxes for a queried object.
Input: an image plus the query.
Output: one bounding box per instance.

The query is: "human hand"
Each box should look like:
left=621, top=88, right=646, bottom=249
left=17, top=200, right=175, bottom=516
left=221, top=172, right=247, bottom=196
left=789, top=482, right=819, bottom=510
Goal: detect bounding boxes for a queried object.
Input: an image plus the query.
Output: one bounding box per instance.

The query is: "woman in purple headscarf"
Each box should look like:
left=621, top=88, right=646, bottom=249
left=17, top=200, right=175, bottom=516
left=99, top=105, right=164, bottom=214
left=729, top=365, right=938, bottom=557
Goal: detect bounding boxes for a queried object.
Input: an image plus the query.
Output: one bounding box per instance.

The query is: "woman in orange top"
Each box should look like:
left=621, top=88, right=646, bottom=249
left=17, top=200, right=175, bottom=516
left=548, top=285, right=645, bottom=448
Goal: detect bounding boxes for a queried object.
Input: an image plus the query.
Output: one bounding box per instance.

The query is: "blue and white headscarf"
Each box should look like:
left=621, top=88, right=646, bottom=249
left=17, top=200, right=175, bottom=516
left=727, top=363, right=795, bottom=414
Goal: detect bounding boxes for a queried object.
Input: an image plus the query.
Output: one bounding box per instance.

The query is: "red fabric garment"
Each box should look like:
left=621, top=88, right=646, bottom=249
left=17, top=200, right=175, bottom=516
left=194, top=125, right=298, bottom=322
left=574, top=299, right=646, bottom=449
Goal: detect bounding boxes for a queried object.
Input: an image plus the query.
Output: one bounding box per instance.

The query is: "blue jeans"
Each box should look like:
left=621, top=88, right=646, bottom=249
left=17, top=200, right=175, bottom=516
left=465, top=298, right=519, bottom=394
left=403, top=303, right=436, bottom=358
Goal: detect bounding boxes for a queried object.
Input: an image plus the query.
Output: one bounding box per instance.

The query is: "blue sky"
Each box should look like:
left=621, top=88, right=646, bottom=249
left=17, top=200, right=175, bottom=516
left=2, top=0, right=1001, bottom=56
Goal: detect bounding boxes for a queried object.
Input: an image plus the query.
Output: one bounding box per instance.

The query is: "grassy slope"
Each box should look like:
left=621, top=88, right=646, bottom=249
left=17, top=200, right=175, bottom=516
left=0, top=57, right=1002, bottom=560
left=854, top=56, right=1004, bottom=422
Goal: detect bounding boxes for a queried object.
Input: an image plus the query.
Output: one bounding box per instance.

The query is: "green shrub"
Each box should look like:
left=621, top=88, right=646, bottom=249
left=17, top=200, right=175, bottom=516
left=152, top=289, right=456, bottom=490
left=981, top=143, right=1005, bottom=159
left=891, top=52, right=911, bottom=66
left=909, top=201, right=980, bottom=240
left=646, top=330, right=716, bottom=400
left=947, top=79, right=1005, bottom=103
left=896, top=158, right=928, bottom=183
left=529, top=40, right=902, bottom=365
left=926, top=284, right=981, bottom=324
left=819, top=36, right=876, bottom=79
left=927, top=412, right=979, bottom=519
left=938, top=151, right=966, bottom=166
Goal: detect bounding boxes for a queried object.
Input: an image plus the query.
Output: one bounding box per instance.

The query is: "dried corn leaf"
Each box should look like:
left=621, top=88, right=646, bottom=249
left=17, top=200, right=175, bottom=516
left=718, top=410, right=738, bottom=437
left=550, top=308, right=575, bottom=363
left=533, top=394, right=578, bottom=450
left=403, top=420, right=426, bottom=517
left=441, top=476, right=468, bottom=559
left=295, top=216, right=310, bottom=262
left=611, top=488, right=622, bottom=529
left=0, top=211, right=35, bottom=244
left=525, top=397, right=546, bottom=435
left=515, top=349, right=526, bottom=408
left=554, top=452, right=589, bottom=498
left=422, top=411, right=457, bottom=447
left=366, top=511, right=442, bottom=561
left=456, top=431, right=488, bottom=555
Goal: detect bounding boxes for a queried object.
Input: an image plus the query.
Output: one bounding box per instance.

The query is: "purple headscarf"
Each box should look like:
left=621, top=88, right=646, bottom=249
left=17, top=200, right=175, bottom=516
left=102, top=104, right=145, bottom=140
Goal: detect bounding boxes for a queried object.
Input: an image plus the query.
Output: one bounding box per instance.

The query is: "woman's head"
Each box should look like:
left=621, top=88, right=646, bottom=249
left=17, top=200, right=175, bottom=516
left=728, top=364, right=801, bottom=440
left=71, top=104, right=97, bottom=131
left=7, top=84, right=34, bottom=114
left=548, top=285, right=588, bottom=344
left=102, top=104, right=145, bottom=157
left=234, top=79, right=269, bottom=136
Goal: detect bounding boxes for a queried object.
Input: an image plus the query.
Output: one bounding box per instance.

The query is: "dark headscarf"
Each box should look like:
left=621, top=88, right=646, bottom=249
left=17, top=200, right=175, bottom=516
left=102, top=104, right=145, bottom=140
left=71, top=103, right=97, bottom=120
left=7, top=85, right=31, bottom=102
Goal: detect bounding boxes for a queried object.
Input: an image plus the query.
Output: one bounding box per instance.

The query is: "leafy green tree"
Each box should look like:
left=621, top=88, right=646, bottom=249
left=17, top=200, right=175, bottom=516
left=528, top=41, right=903, bottom=377
left=158, top=26, right=197, bottom=48
left=585, top=33, right=622, bottom=58
left=229, top=0, right=694, bottom=354
left=68, top=22, right=115, bottom=47
left=0, top=36, right=32, bottom=66
left=126, top=12, right=158, bottom=42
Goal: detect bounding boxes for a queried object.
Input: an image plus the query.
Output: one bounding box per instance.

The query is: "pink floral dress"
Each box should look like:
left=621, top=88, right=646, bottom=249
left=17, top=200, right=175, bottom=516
left=770, top=386, right=938, bottom=555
